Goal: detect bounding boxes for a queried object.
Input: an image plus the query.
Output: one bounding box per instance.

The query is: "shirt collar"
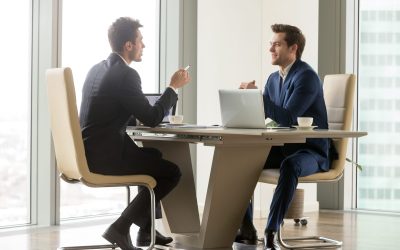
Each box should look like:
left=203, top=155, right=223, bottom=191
left=115, top=52, right=129, bottom=65
left=279, top=60, right=295, bottom=81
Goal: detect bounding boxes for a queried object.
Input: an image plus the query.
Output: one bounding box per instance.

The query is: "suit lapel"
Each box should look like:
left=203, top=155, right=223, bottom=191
left=279, top=76, right=292, bottom=106
left=279, top=60, right=301, bottom=106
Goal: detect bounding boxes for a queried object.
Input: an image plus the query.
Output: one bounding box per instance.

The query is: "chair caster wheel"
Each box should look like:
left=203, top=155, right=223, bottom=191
left=293, top=217, right=308, bottom=225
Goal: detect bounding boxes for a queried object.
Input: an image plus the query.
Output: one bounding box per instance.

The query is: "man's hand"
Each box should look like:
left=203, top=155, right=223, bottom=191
left=239, top=80, right=257, bottom=89
left=169, top=69, right=191, bottom=89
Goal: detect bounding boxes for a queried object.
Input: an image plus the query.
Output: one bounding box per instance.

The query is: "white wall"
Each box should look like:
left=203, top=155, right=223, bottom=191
left=197, top=0, right=320, bottom=218
left=197, top=0, right=263, bottom=212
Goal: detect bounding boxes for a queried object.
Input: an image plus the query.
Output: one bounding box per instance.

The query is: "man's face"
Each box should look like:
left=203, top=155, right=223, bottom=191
left=129, top=29, right=145, bottom=62
left=269, top=32, right=296, bottom=67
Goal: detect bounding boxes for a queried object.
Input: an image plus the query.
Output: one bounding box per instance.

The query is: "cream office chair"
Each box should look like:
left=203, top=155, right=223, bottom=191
left=46, top=67, right=156, bottom=250
left=259, top=74, right=356, bottom=249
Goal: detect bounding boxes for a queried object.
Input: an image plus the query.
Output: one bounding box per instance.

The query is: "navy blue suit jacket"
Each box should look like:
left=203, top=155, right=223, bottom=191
left=80, top=53, right=178, bottom=174
left=263, top=60, right=330, bottom=171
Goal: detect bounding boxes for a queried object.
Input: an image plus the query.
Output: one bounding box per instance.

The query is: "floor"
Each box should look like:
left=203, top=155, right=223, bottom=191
left=0, top=210, right=399, bottom=250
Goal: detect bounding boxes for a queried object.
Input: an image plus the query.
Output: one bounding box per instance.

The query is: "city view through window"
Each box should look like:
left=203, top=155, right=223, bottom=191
left=0, top=0, right=31, bottom=227
left=358, top=0, right=400, bottom=212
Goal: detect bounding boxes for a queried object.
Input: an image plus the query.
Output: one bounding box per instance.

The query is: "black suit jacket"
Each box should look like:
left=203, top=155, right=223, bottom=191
left=80, top=53, right=178, bottom=174
left=263, top=60, right=330, bottom=171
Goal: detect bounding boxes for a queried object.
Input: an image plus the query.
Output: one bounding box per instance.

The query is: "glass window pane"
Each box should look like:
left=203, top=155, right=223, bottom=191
left=60, top=0, right=159, bottom=220
left=358, top=0, right=400, bottom=212
left=0, top=0, right=31, bottom=227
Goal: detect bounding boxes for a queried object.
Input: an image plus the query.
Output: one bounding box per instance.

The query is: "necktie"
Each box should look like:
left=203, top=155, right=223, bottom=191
left=279, top=76, right=286, bottom=105
left=279, top=76, right=284, bottom=95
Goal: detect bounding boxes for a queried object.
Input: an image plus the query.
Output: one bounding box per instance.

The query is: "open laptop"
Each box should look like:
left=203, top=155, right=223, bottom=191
left=144, top=93, right=176, bottom=123
left=218, top=89, right=267, bottom=128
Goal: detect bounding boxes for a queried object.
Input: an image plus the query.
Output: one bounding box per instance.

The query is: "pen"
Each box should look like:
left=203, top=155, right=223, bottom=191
left=184, top=65, right=191, bottom=71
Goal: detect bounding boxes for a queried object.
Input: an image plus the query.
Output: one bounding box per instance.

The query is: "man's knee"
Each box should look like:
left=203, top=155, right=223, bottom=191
left=141, top=147, right=162, bottom=159
left=165, top=160, right=182, bottom=184
left=172, top=164, right=182, bottom=183
left=280, top=157, right=301, bottom=177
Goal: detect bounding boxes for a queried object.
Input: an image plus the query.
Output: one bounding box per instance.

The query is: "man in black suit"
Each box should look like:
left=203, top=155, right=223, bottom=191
left=79, top=17, right=190, bottom=250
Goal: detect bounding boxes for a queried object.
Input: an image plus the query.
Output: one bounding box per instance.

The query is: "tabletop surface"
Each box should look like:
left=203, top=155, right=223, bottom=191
left=127, top=125, right=367, bottom=138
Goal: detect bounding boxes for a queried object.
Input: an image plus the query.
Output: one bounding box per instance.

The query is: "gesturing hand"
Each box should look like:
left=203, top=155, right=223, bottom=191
left=169, top=69, right=191, bottom=89
left=239, top=80, right=257, bottom=89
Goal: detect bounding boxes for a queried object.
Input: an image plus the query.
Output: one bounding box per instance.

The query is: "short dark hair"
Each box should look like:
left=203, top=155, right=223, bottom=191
left=271, top=24, right=305, bottom=60
left=108, top=17, right=143, bottom=53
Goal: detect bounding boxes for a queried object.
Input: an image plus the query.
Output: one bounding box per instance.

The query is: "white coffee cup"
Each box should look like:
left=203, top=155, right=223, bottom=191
left=168, top=115, right=184, bottom=124
left=297, top=117, right=313, bottom=127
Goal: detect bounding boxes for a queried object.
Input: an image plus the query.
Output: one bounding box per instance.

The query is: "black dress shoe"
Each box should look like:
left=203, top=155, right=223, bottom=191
left=136, top=229, right=173, bottom=246
left=264, top=230, right=280, bottom=250
left=102, top=225, right=141, bottom=250
left=234, top=220, right=258, bottom=245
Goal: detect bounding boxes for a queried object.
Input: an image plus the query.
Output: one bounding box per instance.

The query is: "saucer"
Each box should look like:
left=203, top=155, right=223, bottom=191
left=159, top=123, right=185, bottom=127
left=292, top=125, right=317, bottom=130
left=166, top=123, right=186, bottom=126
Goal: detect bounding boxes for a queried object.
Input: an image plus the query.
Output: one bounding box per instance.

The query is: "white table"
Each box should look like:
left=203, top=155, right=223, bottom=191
left=127, top=126, right=366, bottom=249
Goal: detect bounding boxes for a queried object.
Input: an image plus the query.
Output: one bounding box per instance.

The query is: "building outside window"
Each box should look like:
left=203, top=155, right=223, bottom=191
left=60, top=0, right=160, bottom=220
left=358, top=0, right=400, bottom=211
left=0, top=0, right=32, bottom=228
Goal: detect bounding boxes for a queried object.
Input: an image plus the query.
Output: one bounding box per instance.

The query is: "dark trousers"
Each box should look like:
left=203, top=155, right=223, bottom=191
left=244, top=146, right=321, bottom=232
left=117, top=147, right=181, bottom=230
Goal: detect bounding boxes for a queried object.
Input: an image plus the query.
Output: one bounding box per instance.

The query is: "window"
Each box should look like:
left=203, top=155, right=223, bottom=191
left=395, top=189, right=400, bottom=199
left=357, top=0, right=400, bottom=212
left=0, top=0, right=31, bottom=227
left=60, top=0, right=160, bottom=220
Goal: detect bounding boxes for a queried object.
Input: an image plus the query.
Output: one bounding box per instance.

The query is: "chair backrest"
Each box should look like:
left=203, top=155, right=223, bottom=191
left=46, top=67, right=91, bottom=181
left=324, top=74, right=356, bottom=131
left=299, top=74, right=356, bottom=182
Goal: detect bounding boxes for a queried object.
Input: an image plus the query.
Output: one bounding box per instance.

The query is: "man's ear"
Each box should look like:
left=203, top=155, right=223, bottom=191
left=123, top=41, right=133, bottom=52
left=290, top=44, right=298, bottom=56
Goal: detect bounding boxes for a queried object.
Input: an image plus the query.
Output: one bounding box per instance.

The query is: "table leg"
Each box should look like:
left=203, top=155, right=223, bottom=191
left=201, top=144, right=270, bottom=248
left=141, top=141, right=200, bottom=234
left=143, top=141, right=271, bottom=249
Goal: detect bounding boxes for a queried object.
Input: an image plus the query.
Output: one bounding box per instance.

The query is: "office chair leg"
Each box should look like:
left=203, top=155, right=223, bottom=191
left=124, top=184, right=155, bottom=250
left=277, top=226, right=342, bottom=249
left=58, top=185, right=155, bottom=250
left=145, top=183, right=156, bottom=250
left=126, top=186, right=131, bottom=205
left=58, top=244, right=117, bottom=249
left=125, top=184, right=155, bottom=250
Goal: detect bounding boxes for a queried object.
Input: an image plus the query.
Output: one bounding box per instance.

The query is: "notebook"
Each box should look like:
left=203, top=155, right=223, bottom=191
left=144, top=93, right=176, bottom=123
left=218, top=89, right=267, bottom=129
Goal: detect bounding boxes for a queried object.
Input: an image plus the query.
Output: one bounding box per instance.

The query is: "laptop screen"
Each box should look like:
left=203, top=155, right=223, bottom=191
left=218, top=89, right=266, bottom=128
left=144, top=93, right=176, bottom=123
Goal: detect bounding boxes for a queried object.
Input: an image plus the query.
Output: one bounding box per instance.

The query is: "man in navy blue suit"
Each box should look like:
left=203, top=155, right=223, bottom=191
left=236, top=24, right=329, bottom=250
